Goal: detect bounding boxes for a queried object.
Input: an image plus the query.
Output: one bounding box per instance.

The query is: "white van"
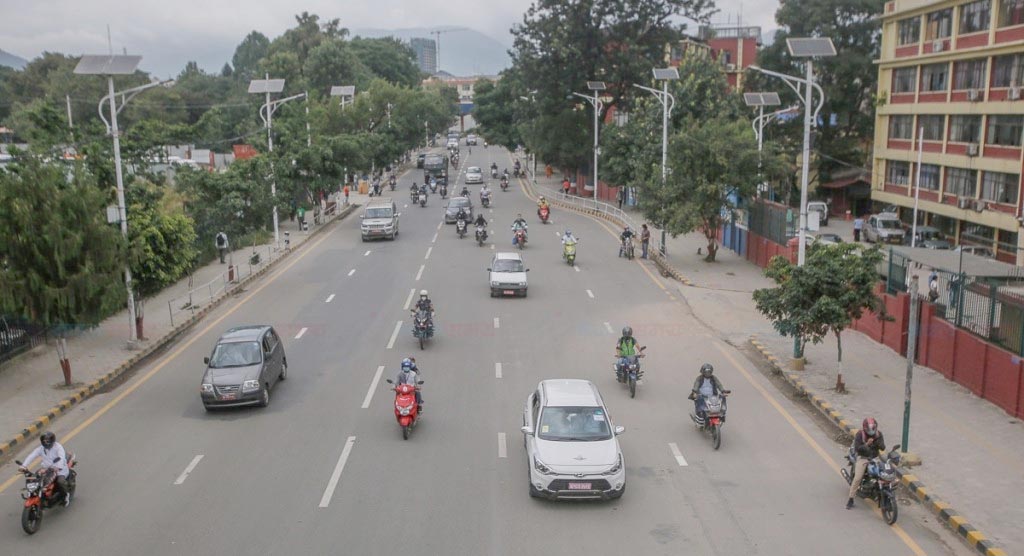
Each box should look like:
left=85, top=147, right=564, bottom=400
left=360, top=198, right=400, bottom=241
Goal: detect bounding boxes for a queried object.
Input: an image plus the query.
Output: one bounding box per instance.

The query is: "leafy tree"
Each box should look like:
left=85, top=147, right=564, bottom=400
left=176, top=156, right=275, bottom=245
left=753, top=243, right=886, bottom=391
left=232, top=31, right=271, bottom=82
left=303, top=39, right=373, bottom=93
left=472, top=77, right=522, bottom=149
left=220, top=63, right=233, bottom=78
left=349, top=37, right=421, bottom=88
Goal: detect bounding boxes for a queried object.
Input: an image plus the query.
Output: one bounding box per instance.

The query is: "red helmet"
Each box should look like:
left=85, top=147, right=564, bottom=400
left=862, top=417, right=878, bottom=437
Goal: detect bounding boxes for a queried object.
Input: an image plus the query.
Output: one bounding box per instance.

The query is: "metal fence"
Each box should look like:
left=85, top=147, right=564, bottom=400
left=0, top=316, right=47, bottom=365
left=748, top=201, right=795, bottom=246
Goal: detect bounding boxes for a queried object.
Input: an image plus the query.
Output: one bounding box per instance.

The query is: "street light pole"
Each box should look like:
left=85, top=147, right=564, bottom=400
left=250, top=77, right=305, bottom=248
left=106, top=75, right=137, bottom=344
left=798, top=59, right=813, bottom=267
left=634, top=67, right=678, bottom=256
left=572, top=81, right=606, bottom=195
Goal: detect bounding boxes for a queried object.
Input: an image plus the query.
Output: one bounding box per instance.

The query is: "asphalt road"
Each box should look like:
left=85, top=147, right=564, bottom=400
left=0, top=144, right=970, bottom=555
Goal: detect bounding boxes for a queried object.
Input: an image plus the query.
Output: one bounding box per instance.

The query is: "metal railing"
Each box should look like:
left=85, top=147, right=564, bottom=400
left=0, top=317, right=46, bottom=365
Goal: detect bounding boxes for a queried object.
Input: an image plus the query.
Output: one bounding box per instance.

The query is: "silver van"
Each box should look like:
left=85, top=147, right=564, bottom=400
left=360, top=198, right=400, bottom=241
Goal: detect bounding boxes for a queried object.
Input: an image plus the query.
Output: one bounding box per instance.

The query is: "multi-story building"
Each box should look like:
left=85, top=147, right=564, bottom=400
left=873, top=0, right=1024, bottom=264
left=410, top=38, right=437, bottom=74
left=664, top=25, right=761, bottom=91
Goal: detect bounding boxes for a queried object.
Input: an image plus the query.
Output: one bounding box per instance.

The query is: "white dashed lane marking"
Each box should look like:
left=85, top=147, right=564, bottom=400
left=325, top=294, right=335, bottom=303
left=295, top=327, right=308, bottom=339
left=173, top=455, right=204, bottom=485
left=669, top=443, right=688, bottom=467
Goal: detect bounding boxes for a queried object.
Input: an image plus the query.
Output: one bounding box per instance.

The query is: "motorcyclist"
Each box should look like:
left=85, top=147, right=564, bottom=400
left=490, top=162, right=497, bottom=171
left=511, top=214, right=528, bottom=245
left=614, top=326, right=641, bottom=383
left=619, top=226, right=636, bottom=256
left=460, top=185, right=470, bottom=198
left=429, top=176, right=437, bottom=192
left=847, top=417, right=886, bottom=509
left=455, top=207, right=469, bottom=226
left=688, top=364, right=728, bottom=422
left=19, top=432, right=71, bottom=507
left=410, top=181, right=419, bottom=199
left=561, top=229, right=577, bottom=245
left=396, top=357, right=423, bottom=410
left=537, top=196, right=550, bottom=217
left=502, top=169, right=510, bottom=180
left=480, top=183, right=491, bottom=199
left=474, top=213, right=488, bottom=229
left=415, top=290, right=434, bottom=316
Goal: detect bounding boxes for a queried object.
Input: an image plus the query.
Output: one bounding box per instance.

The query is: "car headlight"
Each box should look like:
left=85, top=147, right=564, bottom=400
left=534, top=457, right=553, bottom=475
left=491, top=281, right=499, bottom=287
left=242, top=380, right=260, bottom=392
left=603, top=454, right=623, bottom=475
left=518, top=282, right=527, bottom=287
left=200, top=383, right=214, bottom=394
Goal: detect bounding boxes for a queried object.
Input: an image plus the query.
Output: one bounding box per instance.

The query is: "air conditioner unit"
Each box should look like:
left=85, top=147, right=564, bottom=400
left=725, top=63, right=736, bottom=71
left=975, top=199, right=987, bottom=212
left=967, top=143, right=980, bottom=156
left=932, top=39, right=946, bottom=52
left=1010, top=87, right=1021, bottom=101
left=967, top=88, right=982, bottom=101
left=958, top=197, right=972, bottom=209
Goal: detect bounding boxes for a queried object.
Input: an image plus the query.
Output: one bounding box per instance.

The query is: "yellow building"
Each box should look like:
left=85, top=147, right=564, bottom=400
left=873, top=0, right=1024, bottom=264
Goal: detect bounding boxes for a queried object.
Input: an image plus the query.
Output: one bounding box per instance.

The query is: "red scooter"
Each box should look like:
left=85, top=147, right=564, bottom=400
left=538, top=206, right=550, bottom=224
left=15, top=455, right=77, bottom=534
left=385, top=379, right=423, bottom=439
left=514, top=228, right=528, bottom=250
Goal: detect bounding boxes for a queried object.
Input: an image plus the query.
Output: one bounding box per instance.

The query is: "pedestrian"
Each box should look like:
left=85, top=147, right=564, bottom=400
left=562, top=177, right=571, bottom=196
left=616, top=188, right=624, bottom=209
left=215, top=231, right=229, bottom=264
left=640, top=224, right=651, bottom=259
left=928, top=271, right=940, bottom=303
left=545, top=164, right=553, bottom=178
left=297, top=206, right=306, bottom=230
left=853, top=215, right=864, bottom=242
left=343, top=184, right=350, bottom=206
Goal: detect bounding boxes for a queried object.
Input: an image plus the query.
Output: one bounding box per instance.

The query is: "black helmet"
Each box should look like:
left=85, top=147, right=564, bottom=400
left=700, top=363, right=714, bottom=377
left=622, top=326, right=633, bottom=338
left=40, top=431, right=56, bottom=449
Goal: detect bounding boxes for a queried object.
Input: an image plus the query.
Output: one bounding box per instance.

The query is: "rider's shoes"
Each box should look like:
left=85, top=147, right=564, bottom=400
left=845, top=498, right=854, bottom=510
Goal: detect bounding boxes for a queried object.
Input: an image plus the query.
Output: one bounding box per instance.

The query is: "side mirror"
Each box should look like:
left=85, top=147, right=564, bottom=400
left=417, top=380, right=425, bottom=385
left=385, top=379, right=394, bottom=384
left=359, top=215, right=365, bottom=219
left=640, top=346, right=647, bottom=351
left=614, top=426, right=625, bottom=436
left=204, top=357, right=210, bottom=365
left=486, top=268, right=491, bottom=272
left=892, top=444, right=902, bottom=452
left=15, top=459, right=22, bottom=465
left=521, top=425, right=534, bottom=436
left=395, top=213, right=401, bottom=217
left=525, top=269, right=531, bottom=272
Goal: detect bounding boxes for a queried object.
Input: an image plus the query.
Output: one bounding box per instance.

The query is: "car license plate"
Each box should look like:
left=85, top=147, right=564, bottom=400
left=503, top=290, right=515, bottom=295
left=567, top=482, right=591, bottom=490
left=221, top=393, right=236, bottom=400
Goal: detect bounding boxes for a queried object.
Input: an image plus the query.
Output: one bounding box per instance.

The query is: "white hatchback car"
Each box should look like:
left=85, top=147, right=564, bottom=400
left=489, top=252, right=529, bottom=297
left=522, top=379, right=625, bottom=500
left=465, top=166, right=483, bottom=184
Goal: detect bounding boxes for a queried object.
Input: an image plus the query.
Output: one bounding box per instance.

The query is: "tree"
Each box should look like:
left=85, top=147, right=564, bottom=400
left=472, top=77, right=522, bottom=150
left=232, top=31, right=271, bottom=82
left=175, top=156, right=275, bottom=245
left=348, top=37, right=421, bottom=88
left=303, top=39, right=373, bottom=93
left=753, top=243, right=886, bottom=392
left=0, top=158, right=127, bottom=384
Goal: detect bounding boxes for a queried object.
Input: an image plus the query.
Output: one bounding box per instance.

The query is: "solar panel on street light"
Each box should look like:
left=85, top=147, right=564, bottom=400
left=586, top=81, right=607, bottom=91
left=653, top=68, right=680, bottom=80
left=330, top=85, right=355, bottom=97
left=743, top=92, right=781, bottom=107
left=762, top=92, right=781, bottom=105
left=73, top=54, right=142, bottom=75
left=248, top=79, right=286, bottom=94
left=786, top=38, right=837, bottom=58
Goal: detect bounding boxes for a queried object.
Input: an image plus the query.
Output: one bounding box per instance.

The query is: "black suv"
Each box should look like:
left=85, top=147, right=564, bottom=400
left=417, top=153, right=426, bottom=168
left=200, top=325, right=287, bottom=410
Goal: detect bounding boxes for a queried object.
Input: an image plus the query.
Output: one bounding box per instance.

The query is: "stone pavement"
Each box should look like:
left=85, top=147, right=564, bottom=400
left=528, top=170, right=1023, bottom=554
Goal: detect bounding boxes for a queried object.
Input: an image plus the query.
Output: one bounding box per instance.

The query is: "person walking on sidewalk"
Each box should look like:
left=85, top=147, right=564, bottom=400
left=853, top=216, right=864, bottom=242
left=215, top=231, right=229, bottom=264
left=562, top=178, right=571, bottom=196
left=640, top=224, right=651, bottom=259
left=343, top=184, right=350, bottom=206
left=847, top=417, right=886, bottom=509
left=616, top=188, right=625, bottom=209
left=928, top=271, right=940, bottom=303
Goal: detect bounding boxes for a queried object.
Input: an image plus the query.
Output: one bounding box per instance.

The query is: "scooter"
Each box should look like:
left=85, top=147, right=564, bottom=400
left=513, top=228, right=527, bottom=250
left=614, top=346, right=646, bottom=399
left=410, top=189, right=419, bottom=204
left=389, top=175, right=396, bottom=191
left=539, top=206, right=550, bottom=224
left=456, top=218, right=468, bottom=239
left=841, top=444, right=903, bottom=524
left=385, top=379, right=423, bottom=440
left=563, top=240, right=577, bottom=266
left=418, top=191, right=427, bottom=207
left=439, top=185, right=448, bottom=199
left=476, top=225, right=488, bottom=246
left=15, top=455, right=77, bottom=534
left=689, top=391, right=730, bottom=450
left=481, top=192, right=491, bottom=208
left=491, top=168, right=498, bottom=179
left=429, top=181, right=437, bottom=194
left=500, top=178, right=509, bottom=191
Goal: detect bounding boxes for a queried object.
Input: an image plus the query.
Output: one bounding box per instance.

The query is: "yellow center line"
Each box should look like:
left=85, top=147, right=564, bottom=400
left=714, top=343, right=927, bottom=556
left=0, top=224, right=341, bottom=495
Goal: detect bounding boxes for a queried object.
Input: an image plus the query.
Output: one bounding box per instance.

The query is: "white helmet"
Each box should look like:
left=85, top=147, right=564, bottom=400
left=420, top=290, right=428, bottom=297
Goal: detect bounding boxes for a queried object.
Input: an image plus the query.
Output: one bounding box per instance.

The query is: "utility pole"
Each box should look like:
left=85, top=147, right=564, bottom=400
left=902, top=275, right=920, bottom=452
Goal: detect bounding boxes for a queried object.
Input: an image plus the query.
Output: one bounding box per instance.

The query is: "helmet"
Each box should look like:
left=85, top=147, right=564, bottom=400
left=700, top=363, right=714, bottom=377
left=565, top=230, right=572, bottom=236
left=401, top=358, right=414, bottom=371
left=539, top=196, right=546, bottom=201
left=420, top=290, right=428, bottom=298
left=40, top=431, right=55, bottom=449
left=622, top=326, right=633, bottom=338
left=862, top=417, right=878, bottom=437
left=624, top=226, right=631, bottom=232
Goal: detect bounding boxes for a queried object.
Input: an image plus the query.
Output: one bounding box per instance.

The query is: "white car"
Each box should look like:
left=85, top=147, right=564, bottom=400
left=522, top=379, right=625, bottom=500
left=465, top=166, right=483, bottom=184
left=488, top=252, right=529, bottom=297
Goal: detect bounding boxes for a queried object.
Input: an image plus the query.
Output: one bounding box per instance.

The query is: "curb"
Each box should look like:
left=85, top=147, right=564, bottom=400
left=0, top=203, right=359, bottom=462
left=748, top=335, right=1007, bottom=556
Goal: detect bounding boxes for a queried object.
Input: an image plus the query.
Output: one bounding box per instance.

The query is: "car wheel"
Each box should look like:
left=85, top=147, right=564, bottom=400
left=490, top=289, right=497, bottom=298
left=279, top=360, right=287, bottom=381
left=203, top=404, right=214, bottom=412
left=258, top=383, right=270, bottom=408
left=521, top=289, right=528, bottom=298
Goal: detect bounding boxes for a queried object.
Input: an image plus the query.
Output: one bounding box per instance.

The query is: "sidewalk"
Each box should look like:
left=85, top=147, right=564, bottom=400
left=529, top=170, right=1023, bottom=554
left=0, top=191, right=368, bottom=459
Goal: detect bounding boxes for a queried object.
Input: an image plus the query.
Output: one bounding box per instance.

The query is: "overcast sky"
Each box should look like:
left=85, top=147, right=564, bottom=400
left=1, top=0, right=779, bottom=78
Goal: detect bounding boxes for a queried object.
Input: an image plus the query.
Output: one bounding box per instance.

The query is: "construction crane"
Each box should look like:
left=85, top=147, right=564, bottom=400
left=429, top=27, right=467, bottom=73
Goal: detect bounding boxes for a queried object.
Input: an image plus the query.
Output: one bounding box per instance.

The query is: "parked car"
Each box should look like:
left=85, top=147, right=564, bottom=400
left=416, top=153, right=426, bottom=169
left=489, top=252, right=529, bottom=297
left=522, top=379, right=625, bottom=500
left=200, top=326, right=287, bottom=410
left=444, top=196, right=474, bottom=223
left=905, top=226, right=952, bottom=249
left=806, top=201, right=829, bottom=226
left=954, top=245, right=995, bottom=258
left=864, top=214, right=905, bottom=244
left=465, top=166, right=483, bottom=184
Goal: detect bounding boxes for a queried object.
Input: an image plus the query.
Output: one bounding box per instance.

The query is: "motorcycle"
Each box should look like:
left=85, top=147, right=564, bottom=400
left=620, top=238, right=635, bottom=260
left=389, top=176, right=396, bottom=191
left=456, top=218, right=468, bottom=239
left=418, top=191, right=427, bottom=207
left=476, top=225, right=488, bottom=246
left=841, top=444, right=903, bottom=525
left=385, top=379, right=424, bottom=440
left=429, top=181, right=438, bottom=194
left=439, top=185, right=448, bottom=199
left=15, top=455, right=77, bottom=535
left=538, top=206, right=550, bottom=224
left=411, top=309, right=433, bottom=349
left=563, top=240, right=577, bottom=266
left=513, top=228, right=528, bottom=250
left=481, top=192, right=491, bottom=208
left=614, top=346, right=646, bottom=399
left=410, top=189, right=419, bottom=204
left=491, top=168, right=498, bottom=179
left=500, top=178, right=509, bottom=191
left=689, top=391, right=730, bottom=449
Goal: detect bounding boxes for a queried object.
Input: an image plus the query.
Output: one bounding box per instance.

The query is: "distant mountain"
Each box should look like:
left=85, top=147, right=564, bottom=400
left=0, top=48, right=28, bottom=70
left=352, top=26, right=510, bottom=77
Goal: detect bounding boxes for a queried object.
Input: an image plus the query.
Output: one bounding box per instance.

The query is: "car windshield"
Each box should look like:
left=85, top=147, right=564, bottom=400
left=468, top=167, right=481, bottom=173
left=538, top=406, right=612, bottom=441
left=877, top=219, right=901, bottom=230
left=450, top=199, right=470, bottom=209
left=920, top=230, right=943, bottom=240
left=209, top=341, right=261, bottom=368
left=365, top=208, right=392, bottom=218
left=492, top=259, right=524, bottom=272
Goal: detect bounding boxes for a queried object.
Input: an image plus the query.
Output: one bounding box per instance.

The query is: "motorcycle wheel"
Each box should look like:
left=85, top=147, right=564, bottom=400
left=569, top=258, right=575, bottom=267
left=402, top=425, right=410, bottom=440
left=628, top=377, right=636, bottom=398
left=21, top=505, right=41, bottom=535
left=881, top=491, right=898, bottom=525
left=419, top=336, right=424, bottom=350
left=711, top=424, right=722, bottom=450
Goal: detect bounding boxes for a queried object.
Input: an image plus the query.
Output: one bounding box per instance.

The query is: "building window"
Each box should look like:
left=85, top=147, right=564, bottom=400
left=919, top=163, right=942, bottom=190
left=953, top=58, right=987, bottom=89
left=887, top=160, right=911, bottom=185
left=998, top=229, right=1019, bottom=256
left=932, top=214, right=958, bottom=237
left=981, top=171, right=1020, bottom=204
left=921, top=62, right=949, bottom=91
left=962, top=223, right=995, bottom=245
left=950, top=115, right=982, bottom=142
left=926, top=8, right=953, bottom=39
left=959, top=0, right=991, bottom=34
left=992, top=53, right=1024, bottom=87
left=919, top=115, right=945, bottom=141
left=946, top=167, right=978, bottom=196
left=893, top=67, right=917, bottom=93
left=986, top=115, right=1024, bottom=146
left=898, top=17, right=921, bottom=44
left=889, top=115, right=914, bottom=139
left=999, top=0, right=1024, bottom=27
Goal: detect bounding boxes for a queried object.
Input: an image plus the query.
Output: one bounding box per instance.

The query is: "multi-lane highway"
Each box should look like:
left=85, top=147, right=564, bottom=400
left=0, top=143, right=969, bottom=555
